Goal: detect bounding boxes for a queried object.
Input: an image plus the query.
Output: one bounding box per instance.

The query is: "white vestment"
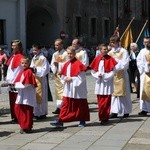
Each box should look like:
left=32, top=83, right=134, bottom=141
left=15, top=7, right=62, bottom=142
left=91, top=59, right=116, bottom=95
left=6, top=57, right=22, bottom=84
left=109, top=47, right=132, bottom=116
left=30, top=53, right=50, bottom=116
left=75, top=48, right=89, bottom=67
left=137, top=48, right=150, bottom=112
left=50, top=49, right=68, bottom=107
left=61, top=63, right=87, bottom=99
left=15, top=83, right=36, bottom=107
left=51, top=49, right=68, bottom=74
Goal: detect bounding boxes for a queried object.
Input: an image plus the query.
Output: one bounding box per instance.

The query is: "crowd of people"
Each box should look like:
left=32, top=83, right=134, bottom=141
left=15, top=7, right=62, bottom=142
left=1, top=35, right=150, bottom=133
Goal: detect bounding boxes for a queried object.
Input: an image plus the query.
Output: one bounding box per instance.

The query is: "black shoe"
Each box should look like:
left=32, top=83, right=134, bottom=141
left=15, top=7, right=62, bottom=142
left=110, top=113, right=118, bottom=118
left=34, top=115, right=46, bottom=120
left=100, top=120, right=109, bottom=125
left=24, top=129, right=33, bottom=134
left=34, top=116, right=40, bottom=120
left=50, top=120, right=63, bottom=127
left=138, top=111, right=148, bottom=116
left=52, top=108, right=60, bottom=114
left=123, top=114, right=129, bottom=118
left=11, top=119, right=18, bottom=124
left=40, top=115, right=47, bottom=119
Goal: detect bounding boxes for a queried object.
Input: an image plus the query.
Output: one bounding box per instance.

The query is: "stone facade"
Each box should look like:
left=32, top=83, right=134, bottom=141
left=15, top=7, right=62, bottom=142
left=26, top=0, right=59, bottom=47
left=0, top=0, right=26, bottom=50
left=0, top=0, right=149, bottom=50
left=26, top=0, right=116, bottom=47
left=117, top=0, right=149, bottom=43
left=26, top=0, right=149, bottom=47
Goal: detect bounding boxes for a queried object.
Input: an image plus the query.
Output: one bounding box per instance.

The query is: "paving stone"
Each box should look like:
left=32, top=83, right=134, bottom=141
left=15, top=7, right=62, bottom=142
left=123, top=143, right=150, bottom=150
left=0, top=75, right=149, bottom=150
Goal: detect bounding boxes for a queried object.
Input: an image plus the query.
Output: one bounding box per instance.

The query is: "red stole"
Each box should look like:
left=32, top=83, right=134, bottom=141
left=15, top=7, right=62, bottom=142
left=90, top=54, right=117, bottom=73
left=14, top=68, right=37, bottom=87
left=6, top=53, right=23, bottom=69
left=61, top=58, right=87, bottom=76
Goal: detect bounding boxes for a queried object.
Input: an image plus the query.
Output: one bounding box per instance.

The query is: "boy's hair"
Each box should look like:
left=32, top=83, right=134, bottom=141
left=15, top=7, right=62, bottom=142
left=110, top=35, right=120, bottom=43
left=67, top=46, right=76, bottom=53
left=72, top=38, right=81, bottom=45
left=98, top=43, right=108, bottom=50
left=21, top=56, right=30, bottom=64
left=32, top=43, right=42, bottom=49
left=55, top=38, right=63, bottom=45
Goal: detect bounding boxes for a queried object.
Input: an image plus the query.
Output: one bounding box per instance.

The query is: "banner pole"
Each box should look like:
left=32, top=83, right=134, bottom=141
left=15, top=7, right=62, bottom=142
left=120, top=17, right=135, bottom=40
left=135, top=19, right=149, bottom=43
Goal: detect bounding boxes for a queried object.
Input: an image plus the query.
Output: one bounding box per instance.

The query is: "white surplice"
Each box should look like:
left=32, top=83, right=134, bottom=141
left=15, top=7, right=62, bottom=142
left=6, top=57, right=22, bottom=84
left=30, top=53, right=50, bottom=116
left=50, top=49, right=68, bottom=107
left=75, top=48, right=89, bottom=67
left=51, top=49, right=68, bottom=74
left=15, top=83, right=36, bottom=107
left=109, top=47, right=132, bottom=116
left=137, top=48, right=150, bottom=112
left=91, top=59, right=116, bottom=95
left=61, top=63, right=87, bottom=99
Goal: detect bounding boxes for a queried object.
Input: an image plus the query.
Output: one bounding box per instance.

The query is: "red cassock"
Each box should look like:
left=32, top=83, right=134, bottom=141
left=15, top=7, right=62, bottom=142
left=59, top=97, right=90, bottom=122
left=14, top=68, right=37, bottom=129
left=6, top=53, right=24, bottom=120
left=6, top=53, right=23, bottom=69
left=58, top=58, right=90, bottom=122
left=15, top=104, right=33, bottom=129
left=97, top=95, right=111, bottom=121
left=90, top=55, right=117, bottom=121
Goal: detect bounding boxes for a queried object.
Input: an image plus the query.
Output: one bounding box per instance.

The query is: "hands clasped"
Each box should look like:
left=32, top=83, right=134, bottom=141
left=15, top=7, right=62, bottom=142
left=64, top=77, right=72, bottom=83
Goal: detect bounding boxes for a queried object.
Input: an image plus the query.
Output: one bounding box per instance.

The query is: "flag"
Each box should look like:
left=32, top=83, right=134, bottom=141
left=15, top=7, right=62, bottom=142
left=113, top=26, right=120, bottom=37
left=137, top=27, right=150, bottom=50
left=120, top=26, right=133, bottom=49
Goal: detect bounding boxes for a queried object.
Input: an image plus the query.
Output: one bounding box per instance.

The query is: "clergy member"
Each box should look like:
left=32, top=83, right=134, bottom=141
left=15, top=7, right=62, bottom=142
left=30, top=43, right=50, bottom=119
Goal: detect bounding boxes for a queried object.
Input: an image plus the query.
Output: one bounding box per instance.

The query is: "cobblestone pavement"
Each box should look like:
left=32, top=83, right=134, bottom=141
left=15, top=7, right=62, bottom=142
left=0, top=73, right=150, bottom=150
